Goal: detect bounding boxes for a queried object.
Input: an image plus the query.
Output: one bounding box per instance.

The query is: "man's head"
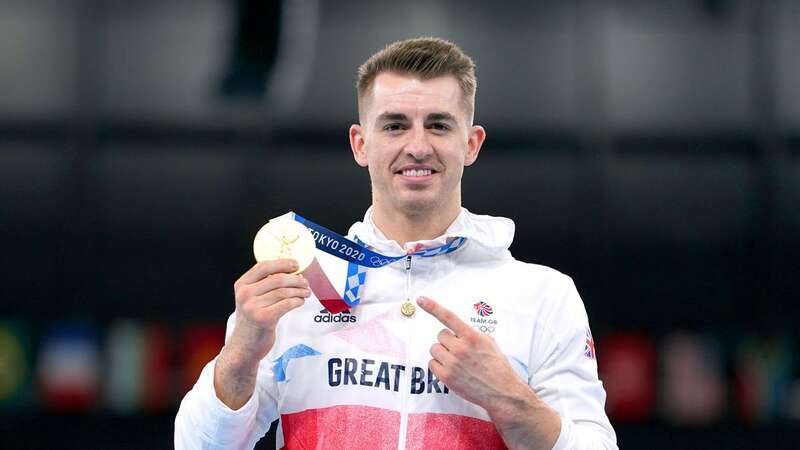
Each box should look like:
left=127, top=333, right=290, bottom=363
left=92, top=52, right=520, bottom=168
left=350, top=38, right=486, bottom=220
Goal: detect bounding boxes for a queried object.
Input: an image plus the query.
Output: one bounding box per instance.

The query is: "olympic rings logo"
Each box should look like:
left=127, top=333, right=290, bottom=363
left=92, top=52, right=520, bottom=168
left=473, top=325, right=495, bottom=334
left=369, top=256, right=392, bottom=267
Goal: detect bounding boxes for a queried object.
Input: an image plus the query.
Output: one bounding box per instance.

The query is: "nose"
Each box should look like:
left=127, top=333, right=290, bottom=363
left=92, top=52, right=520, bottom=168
left=405, top=126, right=433, bottom=160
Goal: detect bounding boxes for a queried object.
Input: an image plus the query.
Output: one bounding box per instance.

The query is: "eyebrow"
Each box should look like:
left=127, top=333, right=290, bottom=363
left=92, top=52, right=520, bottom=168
left=376, top=112, right=409, bottom=122
left=425, top=112, right=457, bottom=122
left=375, top=112, right=457, bottom=122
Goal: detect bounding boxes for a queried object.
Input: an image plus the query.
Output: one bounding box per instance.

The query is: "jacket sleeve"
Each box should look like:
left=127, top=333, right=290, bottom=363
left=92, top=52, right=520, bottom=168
left=174, top=313, right=280, bottom=450
left=527, top=275, right=618, bottom=450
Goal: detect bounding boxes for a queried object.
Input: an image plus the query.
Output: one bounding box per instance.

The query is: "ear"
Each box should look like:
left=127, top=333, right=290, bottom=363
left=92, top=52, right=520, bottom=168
left=464, top=125, right=486, bottom=166
left=350, top=124, right=368, bottom=167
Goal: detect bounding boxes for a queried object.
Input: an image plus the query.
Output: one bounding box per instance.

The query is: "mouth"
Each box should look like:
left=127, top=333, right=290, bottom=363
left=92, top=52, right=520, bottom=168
left=394, top=167, right=439, bottom=185
left=398, top=168, right=435, bottom=177
left=395, top=164, right=439, bottom=178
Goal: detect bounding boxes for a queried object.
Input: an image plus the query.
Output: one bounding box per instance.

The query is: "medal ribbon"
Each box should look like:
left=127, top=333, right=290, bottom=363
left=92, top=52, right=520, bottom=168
left=291, top=213, right=466, bottom=313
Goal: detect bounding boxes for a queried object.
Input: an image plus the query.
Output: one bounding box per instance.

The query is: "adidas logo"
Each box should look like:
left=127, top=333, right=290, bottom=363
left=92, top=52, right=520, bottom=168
left=313, top=308, right=357, bottom=323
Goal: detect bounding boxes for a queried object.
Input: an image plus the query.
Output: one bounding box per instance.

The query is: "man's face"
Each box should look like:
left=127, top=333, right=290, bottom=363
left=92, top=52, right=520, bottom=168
left=350, top=72, right=485, bottom=216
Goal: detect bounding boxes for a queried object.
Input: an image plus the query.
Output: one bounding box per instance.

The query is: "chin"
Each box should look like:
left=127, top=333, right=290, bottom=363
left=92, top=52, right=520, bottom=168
left=396, top=196, right=441, bottom=216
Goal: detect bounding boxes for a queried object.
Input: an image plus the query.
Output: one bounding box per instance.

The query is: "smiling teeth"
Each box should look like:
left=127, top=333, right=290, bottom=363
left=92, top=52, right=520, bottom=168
left=402, top=169, right=432, bottom=177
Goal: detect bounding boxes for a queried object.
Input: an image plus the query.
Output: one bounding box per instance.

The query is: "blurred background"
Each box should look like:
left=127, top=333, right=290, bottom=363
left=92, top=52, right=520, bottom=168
left=1, top=0, right=799, bottom=448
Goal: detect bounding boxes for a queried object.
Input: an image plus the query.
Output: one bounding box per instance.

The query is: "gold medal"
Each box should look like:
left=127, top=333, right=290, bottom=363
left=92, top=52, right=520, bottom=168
left=400, top=299, right=416, bottom=317
left=253, top=216, right=316, bottom=274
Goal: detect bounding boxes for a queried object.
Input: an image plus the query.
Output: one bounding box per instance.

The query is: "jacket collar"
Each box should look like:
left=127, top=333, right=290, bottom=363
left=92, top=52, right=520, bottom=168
left=347, top=206, right=515, bottom=257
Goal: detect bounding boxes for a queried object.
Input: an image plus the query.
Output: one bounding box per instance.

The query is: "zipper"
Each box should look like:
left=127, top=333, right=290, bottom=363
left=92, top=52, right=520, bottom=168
left=397, top=255, right=413, bottom=449
left=405, top=255, right=412, bottom=294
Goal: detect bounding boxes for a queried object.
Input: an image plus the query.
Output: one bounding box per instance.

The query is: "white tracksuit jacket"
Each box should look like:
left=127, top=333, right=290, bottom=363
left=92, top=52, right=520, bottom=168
left=175, top=208, right=617, bottom=450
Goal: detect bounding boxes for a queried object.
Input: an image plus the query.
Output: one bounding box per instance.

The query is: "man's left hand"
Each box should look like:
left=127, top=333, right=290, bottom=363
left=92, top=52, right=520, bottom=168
left=416, top=295, right=531, bottom=414
left=417, top=296, right=562, bottom=450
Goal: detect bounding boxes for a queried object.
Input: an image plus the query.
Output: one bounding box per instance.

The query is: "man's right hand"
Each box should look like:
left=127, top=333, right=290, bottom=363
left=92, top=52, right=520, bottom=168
left=214, top=258, right=311, bottom=409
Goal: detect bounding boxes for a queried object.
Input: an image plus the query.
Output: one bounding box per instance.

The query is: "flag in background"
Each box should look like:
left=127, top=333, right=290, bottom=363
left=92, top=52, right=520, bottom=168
left=597, top=331, right=656, bottom=423
left=0, top=320, right=32, bottom=408
left=734, top=335, right=794, bottom=422
left=106, top=320, right=173, bottom=413
left=180, top=323, right=225, bottom=394
left=661, top=331, right=725, bottom=425
left=37, top=322, right=100, bottom=412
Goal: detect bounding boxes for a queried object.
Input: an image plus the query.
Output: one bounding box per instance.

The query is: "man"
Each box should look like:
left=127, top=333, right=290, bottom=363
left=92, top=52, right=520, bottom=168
left=176, top=37, right=617, bottom=450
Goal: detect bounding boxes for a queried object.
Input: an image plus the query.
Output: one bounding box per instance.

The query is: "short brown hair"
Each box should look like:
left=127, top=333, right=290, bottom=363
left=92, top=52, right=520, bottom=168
left=356, top=37, right=477, bottom=121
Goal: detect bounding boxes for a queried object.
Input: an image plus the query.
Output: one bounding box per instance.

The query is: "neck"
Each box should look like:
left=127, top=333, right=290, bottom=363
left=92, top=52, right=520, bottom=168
left=371, top=201, right=461, bottom=247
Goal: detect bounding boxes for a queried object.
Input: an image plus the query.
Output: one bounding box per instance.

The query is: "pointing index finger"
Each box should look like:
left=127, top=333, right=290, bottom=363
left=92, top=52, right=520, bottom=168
left=416, top=296, right=472, bottom=337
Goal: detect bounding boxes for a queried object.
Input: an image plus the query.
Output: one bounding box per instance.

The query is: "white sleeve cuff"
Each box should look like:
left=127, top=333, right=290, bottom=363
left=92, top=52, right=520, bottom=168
left=549, top=416, right=572, bottom=450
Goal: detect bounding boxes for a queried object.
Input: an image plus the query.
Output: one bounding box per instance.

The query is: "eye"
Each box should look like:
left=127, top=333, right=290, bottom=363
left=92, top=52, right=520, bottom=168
left=383, top=123, right=405, bottom=132
left=429, top=122, right=450, bottom=132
